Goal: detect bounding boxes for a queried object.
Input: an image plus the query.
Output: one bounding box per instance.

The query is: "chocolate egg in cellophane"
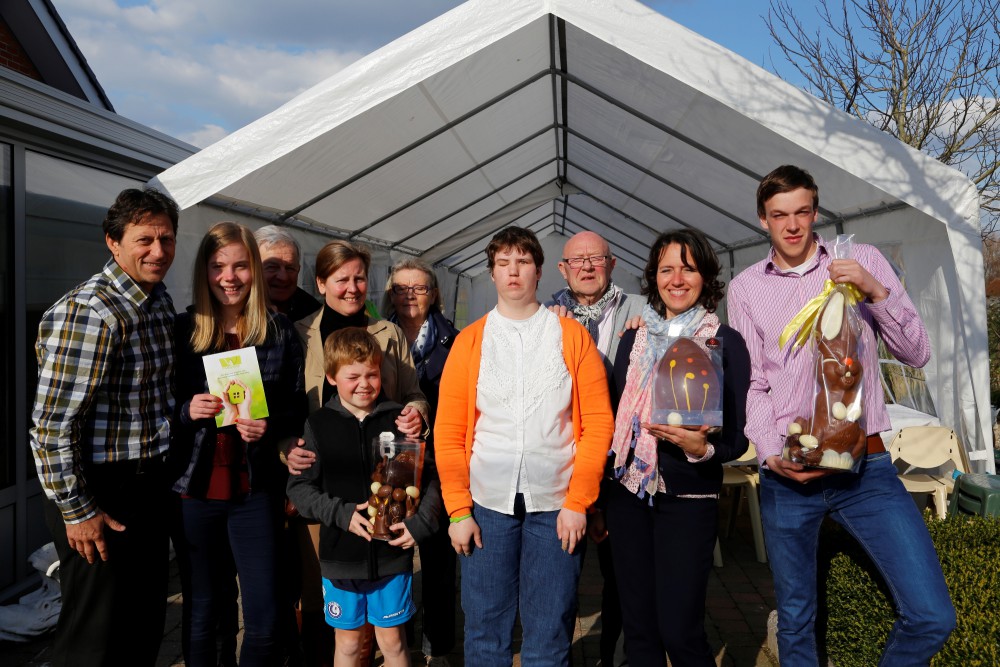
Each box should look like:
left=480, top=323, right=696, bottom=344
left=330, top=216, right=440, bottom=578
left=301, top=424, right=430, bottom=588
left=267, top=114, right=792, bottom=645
left=368, top=433, right=425, bottom=541
left=651, top=336, right=723, bottom=427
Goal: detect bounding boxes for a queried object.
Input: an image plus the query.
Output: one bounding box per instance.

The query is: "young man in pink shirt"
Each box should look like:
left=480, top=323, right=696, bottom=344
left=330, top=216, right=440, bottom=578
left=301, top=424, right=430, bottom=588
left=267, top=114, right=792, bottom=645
left=726, top=165, right=954, bottom=665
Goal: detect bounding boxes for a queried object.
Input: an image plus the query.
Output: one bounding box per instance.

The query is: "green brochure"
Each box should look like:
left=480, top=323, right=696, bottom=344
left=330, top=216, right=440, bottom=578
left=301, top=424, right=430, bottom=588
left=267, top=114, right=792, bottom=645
left=201, top=346, right=269, bottom=428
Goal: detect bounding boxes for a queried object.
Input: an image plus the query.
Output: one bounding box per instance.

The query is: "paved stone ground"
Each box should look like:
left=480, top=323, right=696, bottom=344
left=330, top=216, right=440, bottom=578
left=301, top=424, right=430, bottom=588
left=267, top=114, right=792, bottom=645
left=0, top=493, right=776, bottom=666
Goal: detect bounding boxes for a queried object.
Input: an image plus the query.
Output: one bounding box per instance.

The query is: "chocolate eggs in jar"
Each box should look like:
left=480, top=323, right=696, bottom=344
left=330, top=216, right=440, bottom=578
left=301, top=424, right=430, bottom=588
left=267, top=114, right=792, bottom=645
left=369, top=432, right=425, bottom=541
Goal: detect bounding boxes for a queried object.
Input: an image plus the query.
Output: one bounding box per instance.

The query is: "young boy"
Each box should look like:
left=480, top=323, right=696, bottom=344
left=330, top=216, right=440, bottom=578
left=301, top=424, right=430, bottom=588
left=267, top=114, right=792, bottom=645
left=287, top=327, right=441, bottom=667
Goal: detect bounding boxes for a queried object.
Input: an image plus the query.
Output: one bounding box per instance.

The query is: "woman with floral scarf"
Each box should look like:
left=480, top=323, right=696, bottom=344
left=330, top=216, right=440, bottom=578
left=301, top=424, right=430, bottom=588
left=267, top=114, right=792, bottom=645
left=607, top=229, right=750, bottom=666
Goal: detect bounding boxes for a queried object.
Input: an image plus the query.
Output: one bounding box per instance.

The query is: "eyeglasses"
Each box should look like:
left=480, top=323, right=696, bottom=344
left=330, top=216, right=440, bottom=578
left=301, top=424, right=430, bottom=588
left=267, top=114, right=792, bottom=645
left=562, top=255, right=611, bottom=269
left=391, top=284, right=431, bottom=295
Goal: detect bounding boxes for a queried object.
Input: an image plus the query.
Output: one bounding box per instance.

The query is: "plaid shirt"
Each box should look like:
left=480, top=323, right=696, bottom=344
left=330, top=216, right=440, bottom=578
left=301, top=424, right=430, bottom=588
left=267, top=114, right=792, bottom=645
left=30, top=259, right=175, bottom=523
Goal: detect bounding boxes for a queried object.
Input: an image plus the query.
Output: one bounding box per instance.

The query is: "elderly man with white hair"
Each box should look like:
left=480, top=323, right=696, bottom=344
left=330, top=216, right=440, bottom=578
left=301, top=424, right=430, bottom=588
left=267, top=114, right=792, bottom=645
left=547, top=230, right=643, bottom=667
left=255, top=225, right=321, bottom=321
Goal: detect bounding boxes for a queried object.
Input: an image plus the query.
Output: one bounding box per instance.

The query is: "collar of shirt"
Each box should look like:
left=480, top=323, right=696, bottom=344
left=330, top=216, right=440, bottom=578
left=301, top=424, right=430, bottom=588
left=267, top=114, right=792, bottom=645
left=104, top=258, right=166, bottom=309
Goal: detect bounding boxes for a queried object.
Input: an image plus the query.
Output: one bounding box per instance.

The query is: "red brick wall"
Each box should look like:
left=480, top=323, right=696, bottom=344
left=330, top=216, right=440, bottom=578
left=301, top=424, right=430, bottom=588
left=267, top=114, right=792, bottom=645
left=0, top=17, right=42, bottom=80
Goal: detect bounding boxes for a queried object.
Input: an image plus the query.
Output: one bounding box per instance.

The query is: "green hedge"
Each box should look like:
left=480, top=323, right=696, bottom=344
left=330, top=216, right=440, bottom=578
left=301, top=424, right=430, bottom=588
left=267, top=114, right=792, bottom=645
left=816, top=512, right=1000, bottom=666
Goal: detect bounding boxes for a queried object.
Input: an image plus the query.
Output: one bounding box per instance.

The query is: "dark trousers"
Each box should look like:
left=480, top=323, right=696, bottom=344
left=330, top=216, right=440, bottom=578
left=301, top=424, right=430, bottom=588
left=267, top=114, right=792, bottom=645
left=176, top=492, right=281, bottom=667
left=418, top=510, right=457, bottom=657
left=596, top=534, right=625, bottom=666
left=43, top=460, right=170, bottom=667
left=606, top=484, right=717, bottom=667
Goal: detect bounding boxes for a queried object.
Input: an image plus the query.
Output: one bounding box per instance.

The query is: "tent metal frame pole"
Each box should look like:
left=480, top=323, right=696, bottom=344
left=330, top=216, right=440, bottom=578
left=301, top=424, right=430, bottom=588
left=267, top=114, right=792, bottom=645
left=556, top=70, right=764, bottom=185
left=390, top=158, right=558, bottom=248
left=559, top=198, right=659, bottom=267
left=445, top=209, right=553, bottom=274
left=564, top=159, right=728, bottom=247
left=277, top=69, right=555, bottom=221
left=560, top=124, right=766, bottom=238
left=349, top=124, right=557, bottom=240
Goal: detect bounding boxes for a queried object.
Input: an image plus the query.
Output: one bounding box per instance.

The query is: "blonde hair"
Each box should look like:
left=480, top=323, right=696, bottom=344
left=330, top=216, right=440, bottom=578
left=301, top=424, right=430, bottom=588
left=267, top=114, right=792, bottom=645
left=190, top=222, right=271, bottom=352
left=323, top=327, right=383, bottom=378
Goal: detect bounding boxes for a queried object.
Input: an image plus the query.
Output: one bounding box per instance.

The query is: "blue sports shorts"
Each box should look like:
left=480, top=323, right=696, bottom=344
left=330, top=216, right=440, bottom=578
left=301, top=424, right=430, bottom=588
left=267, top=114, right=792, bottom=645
left=322, top=573, right=416, bottom=629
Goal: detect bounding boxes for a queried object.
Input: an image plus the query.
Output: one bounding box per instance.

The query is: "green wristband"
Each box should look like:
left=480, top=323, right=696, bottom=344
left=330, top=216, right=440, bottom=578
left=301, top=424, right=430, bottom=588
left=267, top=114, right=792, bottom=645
left=449, top=513, right=472, bottom=524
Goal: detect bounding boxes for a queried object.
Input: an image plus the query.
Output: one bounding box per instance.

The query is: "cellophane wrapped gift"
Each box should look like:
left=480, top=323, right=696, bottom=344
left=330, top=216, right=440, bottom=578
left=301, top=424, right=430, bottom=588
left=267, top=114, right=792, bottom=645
left=781, top=235, right=867, bottom=472
left=651, top=335, right=724, bottom=428
left=368, top=433, right=425, bottom=540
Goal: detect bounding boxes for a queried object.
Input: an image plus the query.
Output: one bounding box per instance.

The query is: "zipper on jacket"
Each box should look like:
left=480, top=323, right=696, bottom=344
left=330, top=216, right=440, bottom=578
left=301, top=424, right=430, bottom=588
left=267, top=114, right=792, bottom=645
left=358, top=418, right=377, bottom=580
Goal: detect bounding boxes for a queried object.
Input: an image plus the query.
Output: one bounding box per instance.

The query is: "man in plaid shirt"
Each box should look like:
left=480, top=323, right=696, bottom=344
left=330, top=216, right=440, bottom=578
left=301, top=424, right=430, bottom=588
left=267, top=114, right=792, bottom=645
left=30, top=187, right=179, bottom=667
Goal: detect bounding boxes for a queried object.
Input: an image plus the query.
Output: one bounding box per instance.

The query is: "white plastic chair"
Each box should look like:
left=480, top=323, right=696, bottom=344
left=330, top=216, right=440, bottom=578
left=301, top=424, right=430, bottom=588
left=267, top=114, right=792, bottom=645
left=715, top=442, right=767, bottom=565
left=887, top=426, right=967, bottom=519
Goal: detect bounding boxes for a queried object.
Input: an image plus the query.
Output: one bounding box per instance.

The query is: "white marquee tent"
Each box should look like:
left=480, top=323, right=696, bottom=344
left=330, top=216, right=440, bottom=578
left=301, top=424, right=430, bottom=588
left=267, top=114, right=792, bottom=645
left=151, top=0, right=992, bottom=471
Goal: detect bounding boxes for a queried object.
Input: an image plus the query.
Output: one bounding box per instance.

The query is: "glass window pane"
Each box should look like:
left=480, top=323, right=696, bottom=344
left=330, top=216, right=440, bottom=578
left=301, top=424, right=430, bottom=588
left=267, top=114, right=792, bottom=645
left=0, top=145, right=10, bottom=489
left=25, top=152, right=141, bottom=479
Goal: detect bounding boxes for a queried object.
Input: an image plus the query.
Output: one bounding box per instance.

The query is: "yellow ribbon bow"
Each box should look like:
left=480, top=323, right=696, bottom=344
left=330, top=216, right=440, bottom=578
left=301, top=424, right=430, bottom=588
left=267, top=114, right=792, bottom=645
left=779, top=280, right=865, bottom=349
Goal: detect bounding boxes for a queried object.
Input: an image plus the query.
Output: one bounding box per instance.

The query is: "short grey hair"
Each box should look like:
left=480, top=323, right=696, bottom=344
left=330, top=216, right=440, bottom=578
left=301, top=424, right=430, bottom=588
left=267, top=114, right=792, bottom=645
left=380, top=257, right=443, bottom=318
left=254, top=225, right=301, bottom=261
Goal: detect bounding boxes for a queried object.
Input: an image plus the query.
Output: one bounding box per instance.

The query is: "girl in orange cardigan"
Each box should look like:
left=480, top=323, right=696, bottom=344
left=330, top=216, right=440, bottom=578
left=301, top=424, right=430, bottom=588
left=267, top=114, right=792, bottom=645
left=434, top=227, right=614, bottom=667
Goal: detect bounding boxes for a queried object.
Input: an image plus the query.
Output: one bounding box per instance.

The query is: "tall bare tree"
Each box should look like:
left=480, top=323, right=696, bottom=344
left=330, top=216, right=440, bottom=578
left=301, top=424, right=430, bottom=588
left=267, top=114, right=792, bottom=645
left=766, top=0, right=1000, bottom=234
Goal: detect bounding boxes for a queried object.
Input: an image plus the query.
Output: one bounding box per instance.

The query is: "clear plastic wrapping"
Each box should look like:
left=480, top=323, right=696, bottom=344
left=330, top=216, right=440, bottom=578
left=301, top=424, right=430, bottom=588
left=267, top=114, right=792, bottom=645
left=651, top=335, right=724, bottom=427
left=782, top=236, right=867, bottom=472
left=368, top=433, right=425, bottom=540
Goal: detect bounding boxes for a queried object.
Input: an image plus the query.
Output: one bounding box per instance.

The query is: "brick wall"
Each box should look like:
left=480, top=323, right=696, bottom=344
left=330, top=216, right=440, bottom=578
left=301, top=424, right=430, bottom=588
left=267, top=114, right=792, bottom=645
left=0, top=17, right=42, bottom=80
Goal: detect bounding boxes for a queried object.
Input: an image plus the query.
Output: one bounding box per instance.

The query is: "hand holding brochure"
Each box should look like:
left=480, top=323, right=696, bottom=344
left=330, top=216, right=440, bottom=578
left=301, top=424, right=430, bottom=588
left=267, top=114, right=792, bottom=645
left=201, top=346, right=269, bottom=428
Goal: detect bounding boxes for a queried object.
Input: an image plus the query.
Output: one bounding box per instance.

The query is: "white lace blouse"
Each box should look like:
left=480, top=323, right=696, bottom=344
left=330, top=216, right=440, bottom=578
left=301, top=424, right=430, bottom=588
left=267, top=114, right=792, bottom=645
left=471, top=306, right=575, bottom=514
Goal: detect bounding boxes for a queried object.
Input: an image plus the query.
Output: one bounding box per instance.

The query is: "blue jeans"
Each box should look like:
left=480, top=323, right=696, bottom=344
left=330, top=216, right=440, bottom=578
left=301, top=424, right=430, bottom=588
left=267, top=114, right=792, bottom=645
left=760, top=453, right=955, bottom=666
left=460, top=496, right=585, bottom=667
left=177, top=492, right=281, bottom=667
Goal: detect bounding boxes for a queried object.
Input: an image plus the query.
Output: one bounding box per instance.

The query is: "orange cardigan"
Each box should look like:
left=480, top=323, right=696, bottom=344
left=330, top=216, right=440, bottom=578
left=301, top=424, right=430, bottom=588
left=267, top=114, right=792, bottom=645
left=433, top=312, right=614, bottom=518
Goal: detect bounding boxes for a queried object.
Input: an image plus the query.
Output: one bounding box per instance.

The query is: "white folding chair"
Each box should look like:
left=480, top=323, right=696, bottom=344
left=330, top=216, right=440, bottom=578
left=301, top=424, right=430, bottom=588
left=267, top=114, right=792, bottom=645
left=888, top=426, right=967, bottom=519
left=715, top=442, right=767, bottom=565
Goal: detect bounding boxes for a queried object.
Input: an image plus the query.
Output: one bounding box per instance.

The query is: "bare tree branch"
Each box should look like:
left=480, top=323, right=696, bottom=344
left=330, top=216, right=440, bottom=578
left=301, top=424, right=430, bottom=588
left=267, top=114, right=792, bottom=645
left=767, top=0, right=1000, bottom=236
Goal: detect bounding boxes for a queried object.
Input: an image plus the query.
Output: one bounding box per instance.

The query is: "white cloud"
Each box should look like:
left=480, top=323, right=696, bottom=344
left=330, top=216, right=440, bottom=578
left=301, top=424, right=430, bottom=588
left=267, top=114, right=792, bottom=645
left=50, top=0, right=685, bottom=148
left=52, top=0, right=467, bottom=146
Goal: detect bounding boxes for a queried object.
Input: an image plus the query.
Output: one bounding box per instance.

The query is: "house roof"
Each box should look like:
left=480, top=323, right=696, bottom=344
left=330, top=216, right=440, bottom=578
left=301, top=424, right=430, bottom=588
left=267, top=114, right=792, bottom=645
left=0, top=0, right=113, bottom=110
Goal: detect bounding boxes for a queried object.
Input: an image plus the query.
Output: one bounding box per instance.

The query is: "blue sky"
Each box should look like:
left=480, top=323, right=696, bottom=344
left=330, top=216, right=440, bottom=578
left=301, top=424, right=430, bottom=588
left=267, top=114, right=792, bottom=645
left=54, top=0, right=793, bottom=148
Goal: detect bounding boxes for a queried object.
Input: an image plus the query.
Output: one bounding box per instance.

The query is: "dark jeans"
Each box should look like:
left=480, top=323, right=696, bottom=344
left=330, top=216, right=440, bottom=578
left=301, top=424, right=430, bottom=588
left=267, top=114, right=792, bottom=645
left=760, top=453, right=955, bottom=666
left=460, top=497, right=585, bottom=667
left=177, top=492, right=282, bottom=667
left=43, top=459, right=170, bottom=667
left=606, top=484, right=717, bottom=667
left=418, top=508, right=457, bottom=657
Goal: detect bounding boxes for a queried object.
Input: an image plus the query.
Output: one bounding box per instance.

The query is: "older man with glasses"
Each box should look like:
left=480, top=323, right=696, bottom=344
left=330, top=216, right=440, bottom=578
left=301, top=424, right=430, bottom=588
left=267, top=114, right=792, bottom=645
left=255, top=225, right=322, bottom=321
left=547, top=230, right=643, bottom=667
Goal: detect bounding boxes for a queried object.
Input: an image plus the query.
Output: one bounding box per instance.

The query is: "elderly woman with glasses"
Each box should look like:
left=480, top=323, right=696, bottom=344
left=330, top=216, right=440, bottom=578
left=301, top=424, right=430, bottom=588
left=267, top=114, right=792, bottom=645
left=379, top=258, right=461, bottom=665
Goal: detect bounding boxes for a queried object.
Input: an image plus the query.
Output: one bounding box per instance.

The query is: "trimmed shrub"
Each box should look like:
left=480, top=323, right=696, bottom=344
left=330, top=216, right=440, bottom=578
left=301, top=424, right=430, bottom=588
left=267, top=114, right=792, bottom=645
left=817, top=512, right=1000, bottom=666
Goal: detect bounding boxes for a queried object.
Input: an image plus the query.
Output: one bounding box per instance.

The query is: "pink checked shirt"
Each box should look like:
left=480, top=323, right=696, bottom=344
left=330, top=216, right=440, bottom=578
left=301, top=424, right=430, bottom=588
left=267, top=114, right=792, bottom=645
left=726, top=235, right=930, bottom=467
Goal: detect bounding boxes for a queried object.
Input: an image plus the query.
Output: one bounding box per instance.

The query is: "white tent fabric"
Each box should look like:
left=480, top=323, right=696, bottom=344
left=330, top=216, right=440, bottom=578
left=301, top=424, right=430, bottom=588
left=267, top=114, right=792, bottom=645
left=151, top=0, right=991, bottom=471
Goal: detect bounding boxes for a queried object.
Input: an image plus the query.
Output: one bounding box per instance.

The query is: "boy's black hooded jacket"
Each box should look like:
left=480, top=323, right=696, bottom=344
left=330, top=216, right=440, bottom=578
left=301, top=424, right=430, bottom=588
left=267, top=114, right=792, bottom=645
left=286, top=394, right=441, bottom=581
